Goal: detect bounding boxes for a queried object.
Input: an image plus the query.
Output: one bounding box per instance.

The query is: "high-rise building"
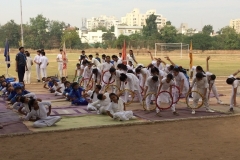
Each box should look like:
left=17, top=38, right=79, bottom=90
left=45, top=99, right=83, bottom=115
left=86, top=15, right=119, bottom=31
left=230, top=19, right=240, bottom=33
left=121, top=8, right=167, bottom=29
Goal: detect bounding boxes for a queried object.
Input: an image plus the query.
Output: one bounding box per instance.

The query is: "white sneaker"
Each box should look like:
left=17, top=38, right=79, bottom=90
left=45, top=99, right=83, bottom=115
left=217, top=100, right=223, bottom=104
left=191, top=110, right=196, bottom=114
left=206, top=109, right=215, bottom=113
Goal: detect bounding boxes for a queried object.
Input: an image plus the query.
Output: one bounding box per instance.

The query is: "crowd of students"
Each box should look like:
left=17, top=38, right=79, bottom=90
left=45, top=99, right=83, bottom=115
left=1, top=49, right=239, bottom=128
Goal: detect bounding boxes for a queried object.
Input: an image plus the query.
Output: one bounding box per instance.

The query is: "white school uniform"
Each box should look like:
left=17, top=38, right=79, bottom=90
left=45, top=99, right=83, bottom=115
left=107, top=98, right=134, bottom=121
left=228, top=75, right=240, bottom=108
left=40, top=56, right=48, bottom=78
left=24, top=101, right=61, bottom=128
left=139, top=68, right=151, bottom=87
left=113, top=59, right=122, bottom=69
left=191, top=66, right=197, bottom=79
left=124, top=73, right=142, bottom=103
left=191, top=77, right=211, bottom=111
left=101, top=62, right=113, bottom=90
left=91, top=93, right=111, bottom=114
left=152, top=61, right=165, bottom=71
left=86, top=90, right=99, bottom=111
left=145, top=76, right=160, bottom=110
left=54, top=83, right=65, bottom=96
left=156, top=78, right=176, bottom=112
left=174, top=72, right=189, bottom=95
left=205, top=71, right=220, bottom=102
left=24, top=57, right=33, bottom=84
left=127, top=64, right=134, bottom=71
left=91, top=58, right=101, bottom=67
left=33, top=54, right=41, bottom=80
left=57, top=53, right=63, bottom=78
left=76, top=67, right=81, bottom=77
left=82, top=66, right=92, bottom=88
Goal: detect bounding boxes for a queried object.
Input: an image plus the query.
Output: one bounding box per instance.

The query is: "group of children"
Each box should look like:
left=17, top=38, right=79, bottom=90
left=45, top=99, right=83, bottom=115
left=0, top=75, right=61, bottom=128
left=1, top=50, right=239, bottom=128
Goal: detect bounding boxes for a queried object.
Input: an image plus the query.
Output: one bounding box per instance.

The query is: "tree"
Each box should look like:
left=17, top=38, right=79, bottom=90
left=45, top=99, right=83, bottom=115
left=47, top=20, right=65, bottom=48
left=142, top=14, right=159, bottom=38
left=62, top=29, right=82, bottom=49
left=218, top=26, right=240, bottom=49
left=202, top=25, right=213, bottom=35
left=91, top=26, right=108, bottom=32
left=102, top=31, right=116, bottom=48
left=110, top=25, right=115, bottom=32
left=25, top=14, right=49, bottom=49
left=0, top=20, right=21, bottom=48
left=192, top=33, right=212, bottom=51
left=166, top=21, right=172, bottom=25
left=159, top=25, right=178, bottom=43
left=115, top=35, right=129, bottom=49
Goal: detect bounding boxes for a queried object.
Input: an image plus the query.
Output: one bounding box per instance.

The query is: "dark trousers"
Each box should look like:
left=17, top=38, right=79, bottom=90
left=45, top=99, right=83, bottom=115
left=18, top=65, right=25, bottom=82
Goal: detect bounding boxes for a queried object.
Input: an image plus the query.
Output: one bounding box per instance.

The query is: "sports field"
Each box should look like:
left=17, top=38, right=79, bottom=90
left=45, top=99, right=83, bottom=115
left=1, top=50, right=240, bottom=160
left=0, top=51, right=239, bottom=80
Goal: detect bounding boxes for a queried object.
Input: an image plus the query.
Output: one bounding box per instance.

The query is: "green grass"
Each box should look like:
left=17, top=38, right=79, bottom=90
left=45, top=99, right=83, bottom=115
left=0, top=52, right=239, bottom=82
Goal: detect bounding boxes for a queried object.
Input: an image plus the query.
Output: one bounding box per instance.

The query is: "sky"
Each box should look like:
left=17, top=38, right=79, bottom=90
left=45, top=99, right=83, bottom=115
left=0, top=0, right=239, bottom=31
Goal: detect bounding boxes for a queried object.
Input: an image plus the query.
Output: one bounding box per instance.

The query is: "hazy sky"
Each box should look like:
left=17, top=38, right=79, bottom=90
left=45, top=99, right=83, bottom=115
left=0, top=0, right=239, bottom=31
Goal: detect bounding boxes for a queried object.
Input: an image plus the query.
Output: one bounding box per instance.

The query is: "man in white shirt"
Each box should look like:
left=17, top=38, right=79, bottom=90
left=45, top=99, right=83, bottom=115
left=56, top=49, right=63, bottom=78
left=39, top=52, right=49, bottom=78
left=33, top=50, right=41, bottom=82
left=127, top=50, right=138, bottom=65
left=112, top=55, right=122, bottom=69
left=88, top=55, right=100, bottom=67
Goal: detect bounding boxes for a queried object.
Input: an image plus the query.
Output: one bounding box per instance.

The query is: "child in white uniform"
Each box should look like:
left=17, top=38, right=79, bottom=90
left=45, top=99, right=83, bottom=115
left=39, top=52, right=49, bottom=78
left=144, top=76, right=160, bottom=111
left=82, top=62, right=93, bottom=89
left=107, top=93, right=136, bottom=121
left=189, top=73, right=215, bottom=114
left=101, top=56, right=113, bottom=91
left=90, top=92, right=111, bottom=114
left=119, top=73, right=143, bottom=104
left=56, top=50, right=63, bottom=78
left=24, top=52, right=33, bottom=84
left=172, top=67, right=189, bottom=98
left=23, top=99, right=61, bottom=128
left=157, top=74, right=178, bottom=116
left=85, top=85, right=101, bottom=111
left=226, top=69, right=240, bottom=112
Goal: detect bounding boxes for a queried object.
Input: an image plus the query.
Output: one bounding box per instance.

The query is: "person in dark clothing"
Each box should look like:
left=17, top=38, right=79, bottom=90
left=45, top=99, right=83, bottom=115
left=15, top=47, right=28, bottom=83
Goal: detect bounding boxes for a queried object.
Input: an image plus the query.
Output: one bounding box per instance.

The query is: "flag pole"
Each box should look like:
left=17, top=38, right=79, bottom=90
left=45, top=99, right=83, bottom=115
left=20, top=0, right=24, bottom=46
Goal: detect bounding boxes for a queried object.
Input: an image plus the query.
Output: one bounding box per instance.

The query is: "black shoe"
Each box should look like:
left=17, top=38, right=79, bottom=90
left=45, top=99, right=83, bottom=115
left=37, top=80, right=40, bottom=82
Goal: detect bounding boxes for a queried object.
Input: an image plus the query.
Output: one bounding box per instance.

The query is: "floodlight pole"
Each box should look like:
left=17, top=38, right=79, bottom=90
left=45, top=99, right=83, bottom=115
left=20, top=0, right=24, bottom=46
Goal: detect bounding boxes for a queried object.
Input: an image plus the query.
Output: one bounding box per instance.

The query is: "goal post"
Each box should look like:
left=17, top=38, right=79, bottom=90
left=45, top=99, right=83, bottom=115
left=154, top=43, right=189, bottom=58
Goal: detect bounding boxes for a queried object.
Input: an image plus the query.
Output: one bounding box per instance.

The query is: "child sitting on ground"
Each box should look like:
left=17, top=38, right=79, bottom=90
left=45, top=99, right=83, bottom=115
left=90, top=92, right=111, bottom=114
left=22, top=99, right=61, bottom=128
left=69, top=82, right=88, bottom=105
left=107, top=93, right=136, bottom=121
left=84, top=85, right=102, bottom=111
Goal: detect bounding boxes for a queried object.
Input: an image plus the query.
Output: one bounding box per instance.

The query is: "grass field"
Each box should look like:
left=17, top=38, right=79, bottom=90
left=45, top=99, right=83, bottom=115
left=0, top=52, right=239, bottom=82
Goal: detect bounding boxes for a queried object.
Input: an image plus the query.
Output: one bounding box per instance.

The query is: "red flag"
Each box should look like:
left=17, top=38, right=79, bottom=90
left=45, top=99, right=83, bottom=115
left=122, top=40, right=127, bottom=65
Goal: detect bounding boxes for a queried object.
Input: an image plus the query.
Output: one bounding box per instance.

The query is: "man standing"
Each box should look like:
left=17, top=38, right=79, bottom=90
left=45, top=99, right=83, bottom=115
left=79, top=50, right=87, bottom=62
left=57, top=49, right=63, bottom=78
left=33, top=50, right=41, bottom=82
left=15, top=47, right=27, bottom=83
left=127, top=50, right=138, bottom=65
left=39, top=52, right=49, bottom=78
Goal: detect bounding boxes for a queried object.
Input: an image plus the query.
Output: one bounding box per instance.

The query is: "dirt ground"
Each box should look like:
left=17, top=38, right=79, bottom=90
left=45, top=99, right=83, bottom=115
left=0, top=116, right=240, bottom=160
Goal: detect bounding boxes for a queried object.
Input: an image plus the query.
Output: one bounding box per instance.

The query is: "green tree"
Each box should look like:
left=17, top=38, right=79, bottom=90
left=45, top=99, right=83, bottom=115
left=192, top=33, right=212, bottom=51
left=0, top=20, right=21, bottom=48
left=202, top=25, right=213, bottom=35
left=159, top=25, right=178, bottom=43
left=218, top=26, right=240, bottom=49
left=47, top=21, right=65, bottom=49
left=115, top=35, right=130, bottom=49
left=91, top=26, right=108, bottom=32
left=102, top=31, right=116, bottom=48
left=110, top=25, right=115, bottom=32
left=62, top=29, right=81, bottom=49
left=166, top=21, right=172, bottom=25
left=142, top=14, right=159, bottom=38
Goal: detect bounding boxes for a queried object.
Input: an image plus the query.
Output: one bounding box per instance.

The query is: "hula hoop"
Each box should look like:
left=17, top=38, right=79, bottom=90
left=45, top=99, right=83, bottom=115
left=119, top=89, right=135, bottom=105
left=142, top=92, right=157, bottom=111
left=155, top=90, right=173, bottom=110
left=102, top=71, right=115, bottom=84
left=171, top=85, right=180, bottom=104
left=104, top=84, right=121, bottom=93
left=79, top=78, right=94, bottom=90
left=186, top=91, right=204, bottom=109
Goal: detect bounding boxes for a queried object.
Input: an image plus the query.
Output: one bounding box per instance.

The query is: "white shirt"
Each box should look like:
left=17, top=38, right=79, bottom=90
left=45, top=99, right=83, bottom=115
left=114, top=59, right=122, bottom=68
left=191, top=77, right=209, bottom=89
left=107, top=98, right=125, bottom=114
left=83, top=66, right=92, bottom=78
left=160, top=78, right=175, bottom=91
left=26, top=57, right=32, bottom=69
left=127, top=64, right=134, bottom=71
left=127, top=54, right=135, bottom=64
left=228, top=75, right=240, bottom=89
left=91, top=93, right=111, bottom=107
left=145, top=76, right=160, bottom=92
left=102, top=62, right=113, bottom=72
left=174, top=72, right=189, bottom=93
left=76, top=67, right=81, bottom=77
left=33, top=55, right=41, bottom=65
left=91, top=58, right=101, bottom=67
left=57, top=54, right=63, bottom=63
left=87, top=90, right=98, bottom=102
left=152, top=61, right=164, bottom=71
left=125, top=73, right=140, bottom=91
left=191, top=66, right=197, bottom=79
left=40, top=56, right=48, bottom=69
left=25, top=101, right=51, bottom=120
